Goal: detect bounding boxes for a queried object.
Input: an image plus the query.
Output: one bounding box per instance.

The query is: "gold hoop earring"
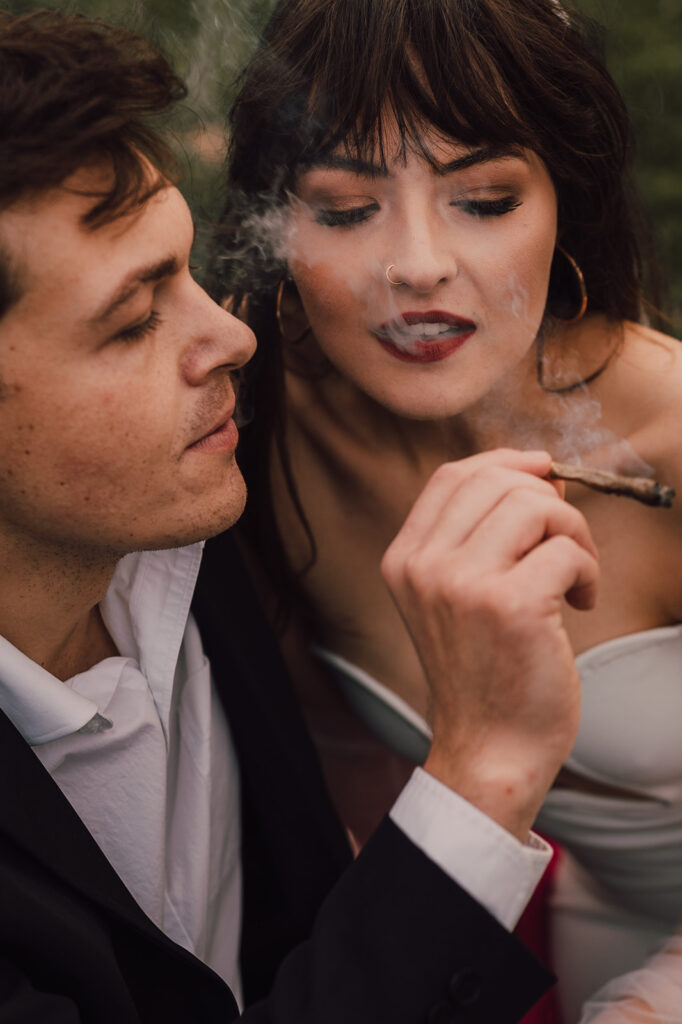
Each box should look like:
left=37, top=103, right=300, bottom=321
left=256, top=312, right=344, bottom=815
left=553, top=245, right=588, bottom=323
left=385, top=265, right=403, bottom=287
left=276, top=278, right=311, bottom=344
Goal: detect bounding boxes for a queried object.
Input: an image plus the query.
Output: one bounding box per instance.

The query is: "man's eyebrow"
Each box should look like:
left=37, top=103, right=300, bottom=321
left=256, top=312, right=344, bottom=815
left=89, top=256, right=179, bottom=325
left=436, top=144, right=528, bottom=176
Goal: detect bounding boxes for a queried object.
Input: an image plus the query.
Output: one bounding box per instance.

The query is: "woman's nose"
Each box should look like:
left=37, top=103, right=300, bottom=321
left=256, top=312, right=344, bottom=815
left=385, top=213, right=457, bottom=294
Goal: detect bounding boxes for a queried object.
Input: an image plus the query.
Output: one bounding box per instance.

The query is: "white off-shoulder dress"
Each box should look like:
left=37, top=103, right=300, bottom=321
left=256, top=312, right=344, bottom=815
left=314, top=625, right=682, bottom=1023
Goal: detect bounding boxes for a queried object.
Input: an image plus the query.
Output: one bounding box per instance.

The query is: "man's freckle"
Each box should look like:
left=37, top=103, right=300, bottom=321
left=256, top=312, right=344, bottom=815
left=24, top=449, right=31, bottom=456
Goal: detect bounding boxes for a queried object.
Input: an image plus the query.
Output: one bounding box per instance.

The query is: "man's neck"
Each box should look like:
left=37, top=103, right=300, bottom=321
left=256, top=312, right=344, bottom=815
left=0, top=534, right=120, bottom=681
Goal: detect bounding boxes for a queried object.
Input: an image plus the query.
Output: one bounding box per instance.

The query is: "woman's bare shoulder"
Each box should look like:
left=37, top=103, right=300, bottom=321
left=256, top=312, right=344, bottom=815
left=609, top=321, right=682, bottom=428
left=614, top=322, right=682, bottom=500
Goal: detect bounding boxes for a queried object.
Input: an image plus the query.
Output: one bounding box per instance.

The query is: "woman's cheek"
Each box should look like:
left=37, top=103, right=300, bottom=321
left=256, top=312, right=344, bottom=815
left=294, top=259, right=366, bottom=326
left=490, top=234, right=553, bottom=326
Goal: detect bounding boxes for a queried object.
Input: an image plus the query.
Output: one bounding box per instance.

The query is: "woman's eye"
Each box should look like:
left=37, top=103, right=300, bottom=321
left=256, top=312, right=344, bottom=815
left=314, top=203, right=378, bottom=228
left=454, top=196, right=522, bottom=217
left=115, top=310, right=162, bottom=343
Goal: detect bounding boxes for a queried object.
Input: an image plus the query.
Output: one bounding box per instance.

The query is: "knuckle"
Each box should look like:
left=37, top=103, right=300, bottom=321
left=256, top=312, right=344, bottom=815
left=403, top=549, right=439, bottom=594
left=502, top=486, right=537, bottom=513
left=430, top=461, right=460, bottom=487
left=471, top=463, right=506, bottom=487
left=380, top=542, right=403, bottom=587
left=546, top=532, right=578, bottom=559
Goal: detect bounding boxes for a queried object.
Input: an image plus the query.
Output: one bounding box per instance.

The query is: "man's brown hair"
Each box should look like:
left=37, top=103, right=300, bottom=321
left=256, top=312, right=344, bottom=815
left=0, top=9, right=186, bottom=317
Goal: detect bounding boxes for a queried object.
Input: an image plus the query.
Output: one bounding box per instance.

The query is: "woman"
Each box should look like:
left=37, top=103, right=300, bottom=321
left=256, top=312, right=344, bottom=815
left=210, top=0, right=682, bottom=1018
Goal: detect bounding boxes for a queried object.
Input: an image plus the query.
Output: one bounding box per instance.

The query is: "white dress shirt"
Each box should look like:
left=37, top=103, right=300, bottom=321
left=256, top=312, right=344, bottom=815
left=0, top=544, right=243, bottom=1005
left=0, top=543, right=551, bottom=1008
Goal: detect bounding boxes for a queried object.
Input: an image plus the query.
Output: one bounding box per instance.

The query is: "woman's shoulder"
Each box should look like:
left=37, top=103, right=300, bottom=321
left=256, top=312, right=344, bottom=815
left=615, top=320, right=682, bottom=391
left=607, top=321, right=682, bottom=446
left=609, top=321, right=682, bottom=507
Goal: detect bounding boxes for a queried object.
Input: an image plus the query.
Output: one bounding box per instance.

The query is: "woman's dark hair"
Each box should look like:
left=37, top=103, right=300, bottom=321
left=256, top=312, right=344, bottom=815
left=211, top=0, right=662, bottom=621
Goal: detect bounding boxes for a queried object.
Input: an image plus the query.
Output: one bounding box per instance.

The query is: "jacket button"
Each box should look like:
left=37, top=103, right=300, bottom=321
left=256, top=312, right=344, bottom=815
left=449, top=968, right=482, bottom=1006
left=427, top=1001, right=456, bottom=1024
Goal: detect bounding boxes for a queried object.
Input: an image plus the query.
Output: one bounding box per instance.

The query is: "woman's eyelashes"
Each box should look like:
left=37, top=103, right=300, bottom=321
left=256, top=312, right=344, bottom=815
left=313, top=194, right=522, bottom=228
left=115, top=310, right=162, bottom=344
left=453, top=195, right=523, bottom=217
left=314, top=203, right=379, bottom=227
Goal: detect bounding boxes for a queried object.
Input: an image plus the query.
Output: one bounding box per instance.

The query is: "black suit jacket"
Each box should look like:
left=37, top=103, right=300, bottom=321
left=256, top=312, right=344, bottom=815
left=0, top=530, right=553, bottom=1023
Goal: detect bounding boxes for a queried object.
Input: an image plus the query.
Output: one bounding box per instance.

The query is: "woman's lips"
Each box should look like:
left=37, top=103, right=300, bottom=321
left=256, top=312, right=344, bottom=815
left=373, top=311, right=476, bottom=363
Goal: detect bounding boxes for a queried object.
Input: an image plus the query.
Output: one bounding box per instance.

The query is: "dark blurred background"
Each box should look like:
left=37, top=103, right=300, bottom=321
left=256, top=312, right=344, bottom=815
left=3, top=0, right=681, bottom=334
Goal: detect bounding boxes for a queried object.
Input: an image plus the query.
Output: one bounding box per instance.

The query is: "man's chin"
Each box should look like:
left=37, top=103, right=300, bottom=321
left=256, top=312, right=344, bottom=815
left=140, top=477, right=248, bottom=552
left=184, top=477, right=248, bottom=545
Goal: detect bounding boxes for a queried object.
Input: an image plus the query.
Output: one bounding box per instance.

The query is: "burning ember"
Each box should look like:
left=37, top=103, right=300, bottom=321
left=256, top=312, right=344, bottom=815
left=549, top=462, right=675, bottom=508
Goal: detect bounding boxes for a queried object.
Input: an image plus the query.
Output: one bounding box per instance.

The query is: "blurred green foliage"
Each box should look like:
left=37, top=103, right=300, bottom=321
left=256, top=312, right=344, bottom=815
left=3, top=0, right=680, bottom=331
left=574, top=0, right=682, bottom=332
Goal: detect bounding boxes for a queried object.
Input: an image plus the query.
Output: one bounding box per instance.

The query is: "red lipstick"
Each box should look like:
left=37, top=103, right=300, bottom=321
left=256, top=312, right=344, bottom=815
left=373, top=311, right=476, bottom=363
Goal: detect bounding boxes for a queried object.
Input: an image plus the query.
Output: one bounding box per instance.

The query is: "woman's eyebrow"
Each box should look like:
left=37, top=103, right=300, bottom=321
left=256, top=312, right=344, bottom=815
left=304, top=144, right=527, bottom=179
left=436, top=144, right=527, bottom=175
left=304, top=153, right=389, bottom=178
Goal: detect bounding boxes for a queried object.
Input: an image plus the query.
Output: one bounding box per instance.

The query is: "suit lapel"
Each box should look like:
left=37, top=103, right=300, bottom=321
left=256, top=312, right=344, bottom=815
left=193, top=530, right=353, bottom=998
left=0, top=707, right=188, bottom=957
left=195, top=529, right=351, bottom=870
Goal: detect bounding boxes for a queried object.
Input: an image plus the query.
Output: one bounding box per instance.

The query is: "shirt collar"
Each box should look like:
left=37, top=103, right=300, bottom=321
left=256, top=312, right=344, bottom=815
left=0, top=543, right=204, bottom=746
left=0, top=634, right=99, bottom=745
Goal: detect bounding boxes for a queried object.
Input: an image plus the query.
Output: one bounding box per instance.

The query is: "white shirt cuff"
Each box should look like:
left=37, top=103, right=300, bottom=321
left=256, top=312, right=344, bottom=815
left=389, top=767, right=553, bottom=931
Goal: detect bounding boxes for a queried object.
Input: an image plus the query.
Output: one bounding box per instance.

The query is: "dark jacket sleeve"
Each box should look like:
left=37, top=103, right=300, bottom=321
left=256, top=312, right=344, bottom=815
left=0, top=731, right=552, bottom=1024
left=237, top=817, right=553, bottom=1024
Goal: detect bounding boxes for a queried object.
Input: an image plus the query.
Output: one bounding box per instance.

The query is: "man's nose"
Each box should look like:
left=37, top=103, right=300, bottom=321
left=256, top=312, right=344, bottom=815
left=181, top=284, right=256, bottom=385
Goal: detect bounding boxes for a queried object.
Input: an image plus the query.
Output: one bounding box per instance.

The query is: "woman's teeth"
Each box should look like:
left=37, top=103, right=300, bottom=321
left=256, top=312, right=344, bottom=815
left=395, top=322, right=462, bottom=341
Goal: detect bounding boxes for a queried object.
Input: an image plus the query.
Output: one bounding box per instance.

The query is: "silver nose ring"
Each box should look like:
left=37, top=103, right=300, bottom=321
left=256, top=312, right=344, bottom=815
left=385, top=265, right=402, bottom=287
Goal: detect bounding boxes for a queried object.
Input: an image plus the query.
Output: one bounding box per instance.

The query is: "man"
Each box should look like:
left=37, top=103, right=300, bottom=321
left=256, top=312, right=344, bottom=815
left=0, top=10, right=599, bottom=1023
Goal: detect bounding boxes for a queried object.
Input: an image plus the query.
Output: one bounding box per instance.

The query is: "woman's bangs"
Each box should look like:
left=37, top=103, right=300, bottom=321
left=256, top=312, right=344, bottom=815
left=294, top=27, right=537, bottom=173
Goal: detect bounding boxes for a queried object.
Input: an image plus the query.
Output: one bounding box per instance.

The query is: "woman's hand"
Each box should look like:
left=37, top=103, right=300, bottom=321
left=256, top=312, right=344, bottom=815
left=381, top=448, right=600, bottom=840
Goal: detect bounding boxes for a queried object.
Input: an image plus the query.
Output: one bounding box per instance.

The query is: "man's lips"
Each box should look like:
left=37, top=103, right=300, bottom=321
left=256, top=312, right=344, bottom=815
left=373, top=311, right=476, bottom=363
left=187, top=406, right=238, bottom=453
